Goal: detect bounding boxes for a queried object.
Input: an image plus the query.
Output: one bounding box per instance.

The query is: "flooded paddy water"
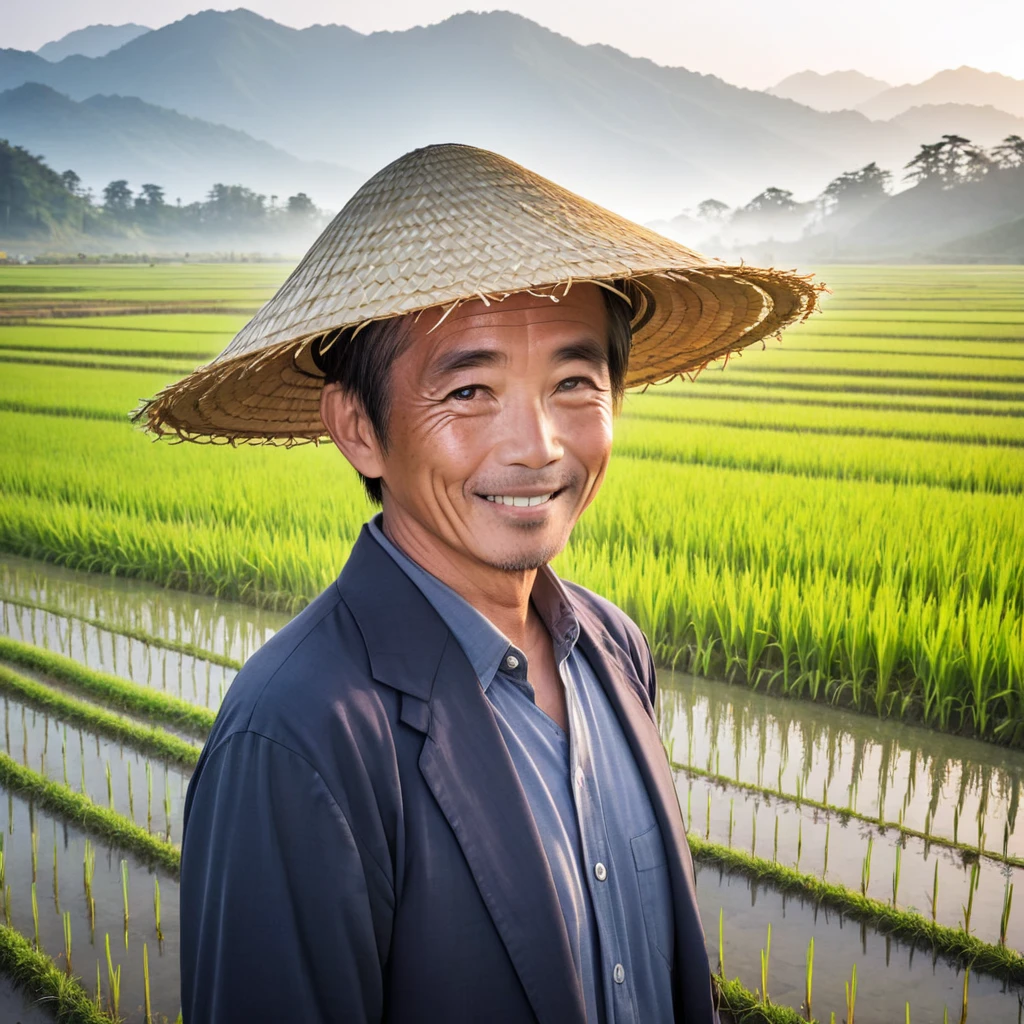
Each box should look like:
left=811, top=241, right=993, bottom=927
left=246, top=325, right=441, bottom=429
left=1, top=553, right=1022, bottom=1020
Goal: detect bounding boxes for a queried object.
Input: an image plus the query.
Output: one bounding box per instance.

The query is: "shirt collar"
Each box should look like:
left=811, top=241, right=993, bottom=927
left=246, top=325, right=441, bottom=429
left=365, top=512, right=580, bottom=691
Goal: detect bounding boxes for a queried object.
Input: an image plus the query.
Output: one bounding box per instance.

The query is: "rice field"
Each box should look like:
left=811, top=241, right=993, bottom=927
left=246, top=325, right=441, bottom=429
left=0, top=261, right=1021, bottom=1021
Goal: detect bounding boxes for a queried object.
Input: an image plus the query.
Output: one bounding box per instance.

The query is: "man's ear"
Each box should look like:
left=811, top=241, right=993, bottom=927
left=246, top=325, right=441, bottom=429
left=319, top=382, right=386, bottom=480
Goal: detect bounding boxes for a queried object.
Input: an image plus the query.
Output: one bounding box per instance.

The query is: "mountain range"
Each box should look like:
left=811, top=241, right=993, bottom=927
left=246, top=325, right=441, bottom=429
left=0, top=82, right=362, bottom=208
left=3, top=9, right=1022, bottom=261
left=4, top=7, right=1014, bottom=221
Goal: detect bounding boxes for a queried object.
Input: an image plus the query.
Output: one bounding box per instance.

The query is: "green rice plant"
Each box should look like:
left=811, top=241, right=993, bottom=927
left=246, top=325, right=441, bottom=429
left=4, top=886, right=10, bottom=928
left=143, top=942, right=152, bottom=1024
left=121, top=860, right=130, bottom=933
left=797, top=818, right=803, bottom=872
left=905, top=1002, right=910, bottom=1023
left=154, top=875, right=163, bottom=942
left=845, top=963, right=857, bottom=1024
left=773, top=815, right=779, bottom=863
left=804, top=937, right=814, bottom=1022
left=760, top=923, right=772, bottom=1006
left=104, top=932, right=120, bottom=1018
left=31, top=880, right=39, bottom=949
left=61, top=734, right=67, bottom=788
left=861, top=836, right=873, bottom=896
left=62, top=909, right=72, bottom=976
left=95, top=960, right=101, bottom=1012
left=706, top=791, right=711, bottom=840
left=717, top=906, right=724, bottom=976
left=1000, top=882, right=1014, bottom=946
left=931, top=861, right=940, bottom=922
left=959, top=963, right=970, bottom=1024
left=962, top=862, right=980, bottom=934
left=105, top=761, right=113, bottom=810
left=823, top=821, right=830, bottom=880
left=892, top=842, right=902, bottom=907
left=31, top=822, right=37, bottom=883
left=728, top=798, right=735, bottom=847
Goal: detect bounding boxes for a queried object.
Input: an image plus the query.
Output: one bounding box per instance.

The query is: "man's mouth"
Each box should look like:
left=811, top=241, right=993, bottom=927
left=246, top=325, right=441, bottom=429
left=482, top=491, right=559, bottom=508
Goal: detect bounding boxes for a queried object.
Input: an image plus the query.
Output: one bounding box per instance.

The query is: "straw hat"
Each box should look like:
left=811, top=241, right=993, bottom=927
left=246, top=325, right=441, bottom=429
left=132, top=143, right=828, bottom=442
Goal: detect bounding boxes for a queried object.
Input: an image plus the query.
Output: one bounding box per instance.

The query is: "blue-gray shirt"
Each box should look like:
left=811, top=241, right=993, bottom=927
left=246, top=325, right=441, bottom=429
left=367, top=515, right=675, bottom=1024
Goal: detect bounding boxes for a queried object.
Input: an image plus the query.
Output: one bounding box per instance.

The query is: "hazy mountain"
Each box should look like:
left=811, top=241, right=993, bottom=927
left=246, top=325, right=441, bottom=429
left=888, top=103, right=1024, bottom=148
left=767, top=70, right=891, bottom=112
left=857, top=66, right=1024, bottom=121
left=0, top=83, right=362, bottom=208
left=36, top=23, right=151, bottom=62
left=937, top=214, right=1024, bottom=259
left=0, top=7, right=920, bottom=220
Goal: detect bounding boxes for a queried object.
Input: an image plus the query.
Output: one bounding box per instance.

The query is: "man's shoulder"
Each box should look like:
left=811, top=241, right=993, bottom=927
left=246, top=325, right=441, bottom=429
left=205, top=577, right=390, bottom=760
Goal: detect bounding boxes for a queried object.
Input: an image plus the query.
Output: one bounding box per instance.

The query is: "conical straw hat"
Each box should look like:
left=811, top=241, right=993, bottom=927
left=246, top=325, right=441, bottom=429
left=132, top=143, right=828, bottom=442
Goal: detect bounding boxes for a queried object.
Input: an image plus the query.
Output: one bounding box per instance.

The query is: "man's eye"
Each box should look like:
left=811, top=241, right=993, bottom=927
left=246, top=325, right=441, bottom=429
left=448, top=386, right=479, bottom=401
left=557, top=377, right=589, bottom=392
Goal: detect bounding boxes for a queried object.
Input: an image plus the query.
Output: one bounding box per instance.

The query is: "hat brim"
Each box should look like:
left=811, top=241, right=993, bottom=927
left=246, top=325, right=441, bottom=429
left=131, top=262, right=825, bottom=444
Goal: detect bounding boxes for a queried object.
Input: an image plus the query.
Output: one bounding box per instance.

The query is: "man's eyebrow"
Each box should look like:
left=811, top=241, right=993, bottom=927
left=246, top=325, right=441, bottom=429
left=428, top=347, right=506, bottom=378
left=554, top=338, right=609, bottom=367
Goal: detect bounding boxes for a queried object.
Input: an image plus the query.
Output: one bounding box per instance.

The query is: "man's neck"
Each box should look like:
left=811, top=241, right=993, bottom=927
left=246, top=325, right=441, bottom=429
left=380, top=509, right=539, bottom=650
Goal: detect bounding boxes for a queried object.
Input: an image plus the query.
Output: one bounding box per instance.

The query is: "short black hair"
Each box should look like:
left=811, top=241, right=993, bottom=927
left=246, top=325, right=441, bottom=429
left=313, top=282, right=635, bottom=505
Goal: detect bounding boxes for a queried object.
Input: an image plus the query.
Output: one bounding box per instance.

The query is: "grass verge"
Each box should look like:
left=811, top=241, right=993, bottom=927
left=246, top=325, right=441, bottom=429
left=714, top=975, right=816, bottom=1024
left=671, top=758, right=1024, bottom=871
left=0, top=636, right=216, bottom=736
left=688, top=834, right=1024, bottom=986
left=0, top=595, right=240, bottom=671
left=0, top=922, right=113, bottom=1023
left=0, top=753, right=180, bottom=876
left=0, top=662, right=203, bottom=769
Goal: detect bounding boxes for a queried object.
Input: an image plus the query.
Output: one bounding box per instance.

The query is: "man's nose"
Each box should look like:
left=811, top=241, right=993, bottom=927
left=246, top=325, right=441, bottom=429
left=500, top=394, right=563, bottom=469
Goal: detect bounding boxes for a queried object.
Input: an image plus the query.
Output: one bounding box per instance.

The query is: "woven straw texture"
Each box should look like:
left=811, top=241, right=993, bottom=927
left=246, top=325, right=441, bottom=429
left=132, top=143, right=828, bottom=442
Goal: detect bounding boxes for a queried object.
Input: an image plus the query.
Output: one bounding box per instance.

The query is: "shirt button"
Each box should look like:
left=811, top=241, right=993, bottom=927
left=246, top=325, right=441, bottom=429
left=613, top=963, right=625, bottom=984
left=505, top=654, right=519, bottom=670
left=594, top=862, right=607, bottom=881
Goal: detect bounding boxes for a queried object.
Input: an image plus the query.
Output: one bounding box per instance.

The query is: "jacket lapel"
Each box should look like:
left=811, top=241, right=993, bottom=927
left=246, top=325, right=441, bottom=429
left=571, top=599, right=718, bottom=1023
left=337, top=528, right=586, bottom=1024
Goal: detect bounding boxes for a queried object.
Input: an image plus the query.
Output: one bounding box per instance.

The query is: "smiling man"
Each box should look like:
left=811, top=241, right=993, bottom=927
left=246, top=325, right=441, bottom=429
left=135, top=143, right=824, bottom=1024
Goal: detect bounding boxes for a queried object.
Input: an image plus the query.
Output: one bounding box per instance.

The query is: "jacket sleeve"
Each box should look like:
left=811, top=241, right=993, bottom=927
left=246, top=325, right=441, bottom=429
left=179, top=729, right=394, bottom=1023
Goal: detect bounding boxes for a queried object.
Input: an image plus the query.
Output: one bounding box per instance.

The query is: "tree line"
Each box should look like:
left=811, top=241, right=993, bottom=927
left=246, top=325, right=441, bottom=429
left=691, top=133, right=1024, bottom=229
left=0, top=138, right=327, bottom=240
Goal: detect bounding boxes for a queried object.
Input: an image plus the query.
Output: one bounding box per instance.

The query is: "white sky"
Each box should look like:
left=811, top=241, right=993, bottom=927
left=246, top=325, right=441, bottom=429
left=3, top=1, right=1021, bottom=90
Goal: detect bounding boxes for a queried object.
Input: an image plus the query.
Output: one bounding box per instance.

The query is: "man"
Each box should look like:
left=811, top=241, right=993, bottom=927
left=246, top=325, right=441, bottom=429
left=136, top=143, right=823, bottom=1023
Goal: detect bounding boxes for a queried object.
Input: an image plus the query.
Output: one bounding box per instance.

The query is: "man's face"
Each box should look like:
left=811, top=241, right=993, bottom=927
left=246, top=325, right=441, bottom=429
left=376, top=284, right=615, bottom=574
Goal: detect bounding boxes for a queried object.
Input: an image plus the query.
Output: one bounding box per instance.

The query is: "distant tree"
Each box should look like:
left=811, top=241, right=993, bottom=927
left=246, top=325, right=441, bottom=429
left=696, top=198, right=730, bottom=221
left=990, top=134, right=1024, bottom=169
left=103, top=179, right=133, bottom=214
left=60, top=170, right=82, bottom=195
left=740, top=187, right=796, bottom=214
left=204, top=183, right=267, bottom=226
left=137, top=183, right=166, bottom=207
left=817, top=162, right=891, bottom=219
left=903, top=142, right=945, bottom=186
left=905, top=134, right=989, bottom=188
left=286, top=192, right=316, bottom=218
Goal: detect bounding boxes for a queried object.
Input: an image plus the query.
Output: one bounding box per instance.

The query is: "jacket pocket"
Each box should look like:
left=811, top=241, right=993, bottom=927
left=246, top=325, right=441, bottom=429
left=630, top=824, right=673, bottom=968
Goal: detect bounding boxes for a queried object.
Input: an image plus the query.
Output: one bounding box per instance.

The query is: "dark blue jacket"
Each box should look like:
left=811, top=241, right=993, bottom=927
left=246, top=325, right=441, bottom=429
left=180, top=525, right=720, bottom=1023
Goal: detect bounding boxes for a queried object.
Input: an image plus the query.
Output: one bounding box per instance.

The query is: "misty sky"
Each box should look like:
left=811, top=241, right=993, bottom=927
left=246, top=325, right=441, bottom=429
left=3, top=0, right=1021, bottom=89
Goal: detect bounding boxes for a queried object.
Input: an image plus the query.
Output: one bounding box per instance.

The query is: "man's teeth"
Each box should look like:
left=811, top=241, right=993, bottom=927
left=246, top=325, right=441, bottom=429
left=485, top=493, right=554, bottom=507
